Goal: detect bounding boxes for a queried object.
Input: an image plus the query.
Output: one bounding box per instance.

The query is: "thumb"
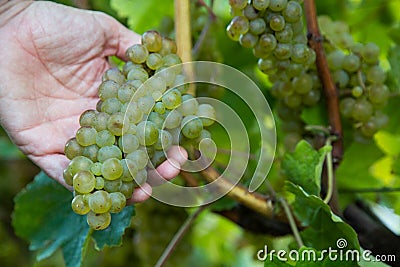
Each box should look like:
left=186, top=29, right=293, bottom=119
left=92, top=11, right=141, bottom=61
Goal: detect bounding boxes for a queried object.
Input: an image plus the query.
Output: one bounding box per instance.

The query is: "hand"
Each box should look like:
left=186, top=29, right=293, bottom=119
left=0, top=1, right=186, bottom=203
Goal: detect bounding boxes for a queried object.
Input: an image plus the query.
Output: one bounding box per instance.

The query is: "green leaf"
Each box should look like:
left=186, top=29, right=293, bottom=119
left=12, top=172, right=135, bottom=267
left=110, top=0, right=174, bottom=34
left=374, top=131, right=400, bottom=156
left=387, top=45, right=400, bottom=92
left=301, top=104, right=328, bottom=127
left=282, top=140, right=330, bottom=196
left=286, top=182, right=360, bottom=253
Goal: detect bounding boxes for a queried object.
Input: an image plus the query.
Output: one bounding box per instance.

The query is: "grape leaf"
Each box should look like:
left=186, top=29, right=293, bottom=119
left=301, top=104, right=328, bottom=127
left=12, top=172, right=135, bottom=267
left=374, top=131, right=400, bottom=156
left=286, top=182, right=360, bottom=253
left=282, top=140, right=330, bottom=196
left=110, top=0, right=174, bottom=34
left=387, top=45, right=400, bottom=92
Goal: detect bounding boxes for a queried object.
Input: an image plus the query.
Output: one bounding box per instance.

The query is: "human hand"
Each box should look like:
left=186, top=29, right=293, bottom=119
left=0, top=1, right=186, bottom=203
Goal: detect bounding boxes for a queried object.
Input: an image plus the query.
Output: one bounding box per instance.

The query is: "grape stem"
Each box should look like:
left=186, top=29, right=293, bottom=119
left=323, top=137, right=334, bottom=204
left=304, top=0, right=342, bottom=215
left=174, top=0, right=196, bottom=95
left=279, top=197, right=304, bottom=248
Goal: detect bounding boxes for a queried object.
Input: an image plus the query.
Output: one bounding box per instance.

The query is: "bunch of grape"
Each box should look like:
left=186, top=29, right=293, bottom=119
left=227, top=0, right=320, bottom=149
left=63, top=30, right=216, bottom=230
left=319, top=16, right=389, bottom=139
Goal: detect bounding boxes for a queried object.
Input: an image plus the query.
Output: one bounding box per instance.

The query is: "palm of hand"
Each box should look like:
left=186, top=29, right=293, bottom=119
left=0, top=2, right=139, bottom=184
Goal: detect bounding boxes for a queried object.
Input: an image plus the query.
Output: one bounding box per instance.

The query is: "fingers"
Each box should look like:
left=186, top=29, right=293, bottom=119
left=126, top=183, right=152, bottom=204
left=93, top=11, right=141, bottom=61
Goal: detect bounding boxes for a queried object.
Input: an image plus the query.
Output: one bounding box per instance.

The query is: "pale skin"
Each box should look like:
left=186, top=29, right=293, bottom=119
left=0, top=1, right=187, bottom=203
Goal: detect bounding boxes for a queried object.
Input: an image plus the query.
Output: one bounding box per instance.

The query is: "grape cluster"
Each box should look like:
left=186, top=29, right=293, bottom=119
left=319, top=16, right=389, bottom=139
left=63, top=30, right=216, bottom=230
left=227, top=0, right=320, bottom=149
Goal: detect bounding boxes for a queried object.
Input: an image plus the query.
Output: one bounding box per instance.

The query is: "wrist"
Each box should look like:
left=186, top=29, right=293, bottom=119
left=0, top=0, right=33, bottom=28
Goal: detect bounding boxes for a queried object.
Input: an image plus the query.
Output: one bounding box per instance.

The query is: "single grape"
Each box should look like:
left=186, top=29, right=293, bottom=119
left=252, top=0, right=269, bottom=10
left=327, top=50, right=345, bottom=70
left=291, top=44, right=310, bottom=64
left=93, top=112, right=110, bottom=132
left=275, top=25, right=294, bottom=43
left=87, top=211, right=111, bottom=230
left=63, top=169, right=73, bottom=186
left=151, top=150, right=167, bottom=168
left=88, top=190, right=112, bottom=213
left=82, top=144, right=99, bottom=162
left=333, top=69, right=349, bottom=89
left=340, top=97, right=356, bottom=118
left=361, top=42, right=380, bottom=64
left=196, top=104, right=216, bottom=126
left=368, top=84, right=389, bottom=105
left=134, top=169, right=148, bottom=186
left=162, top=54, right=182, bottom=68
left=138, top=95, right=155, bottom=114
left=102, top=67, right=125, bottom=84
left=98, top=80, right=119, bottom=101
left=274, top=43, right=292, bottom=60
left=360, top=119, right=378, bottom=137
left=239, top=32, right=258, bottom=48
left=95, top=176, right=105, bottom=190
left=109, top=192, right=127, bottom=213
left=148, top=111, right=165, bottom=129
left=159, top=37, right=177, bottom=56
left=120, top=182, right=135, bottom=199
left=142, top=30, right=162, bottom=52
left=154, top=130, right=173, bottom=150
left=126, top=44, right=149, bottom=64
left=120, top=159, right=138, bottom=182
left=257, top=33, right=278, bottom=54
left=282, top=1, right=302, bottom=22
left=136, top=121, right=159, bottom=146
left=366, top=65, right=386, bottom=84
left=229, top=0, right=248, bottom=10
left=243, top=4, right=258, bottom=20
left=284, top=93, right=302, bottom=108
left=181, top=115, right=203, bottom=139
left=67, top=156, right=93, bottom=177
left=96, top=130, right=116, bottom=148
left=90, top=162, right=102, bottom=176
left=127, top=67, right=149, bottom=82
left=154, top=102, right=166, bottom=114
left=64, top=138, right=83, bottom=160
left=124, top=102, right=143, bottom=124
left=103, top=179, right=122, bottom=193
left=293, top=74, right=313, bottom=94
left=79, top=110, right=97, bottom=127
left=352, top=86, right=363, bottom=98
left=269, top=14, right=286, bottom=31
left=71, top=195, right=90, bottom=215
left=73, top=171, right=95, bottom=194
left=164, top=110, right=183, bottom=129
left=302, top=89, right=320, bottom=106
left=227, top=16, right=250, bottom=41
left=249, top=18, right=266, bottom=35
left=97, top=145, right=122, bottom=163
left=101, top=98, right=122, bottom=115
left=342, top=54, right=360, bottom=73
left=146, top=53, right=163, bottom=70
left=269, top=0, right=288, bottom=11
left=117, top=83, right=135, bottom=103
left=258, top=58, right=276, bottom=75
left=76, top=126, right=97, bottom=147
left=126, top=149, right=149, bottom=170
left=107, top=113, right=126, bottom=136
left=118, top=134, right=139, bottom=153
left=352, top=98, right=374, bottom=122
left=177, top=94, right=199, bottom=116
left=101, top=158, right=123, bottom=180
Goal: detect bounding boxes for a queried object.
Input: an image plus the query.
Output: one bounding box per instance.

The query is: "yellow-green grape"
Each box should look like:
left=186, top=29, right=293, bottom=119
left=249, top=18, right=266, bottom=35
left=366, top=65, right=386, bottom=84
left=79, top=110, right=97, bottom=127
left=134, top=168, right=147, bottom=186
left=101, top=98, right=122, bottom=115
left=118, top=134, right=139, bottom=154
left=340, top=97, right=356, bottom=118
left=73, top=171, right=96, bottom=194
left=181, top=115, right=203, bottom=139
left=98, top=80, right=119, bottom=101
left=76, top=126, right=97, bottom=147
left=164, top=110, right=183, bottom=129
left=136, top=121, right=159, bottom=146
left=97, top=145, right=122, bottom=163
left=196, top=104, right=216, bottom=126
left=64, top=138, right=83, bottom=160
left=63, top=169, right=73, bottom=186
left=120, top=182, right=135, bottom=199
left=88, top=190, right=112, bottom=213
left=269, top=0, right=288, bottom=11
left=361, top=42, right=380, bottom=64
left=138, top=95, right=155, bottom=114
left=109, top=192, right=127, bottom=213
left=95, top=176, right=105, bottom=190
left=146, top=53, right=163, bottom=70
left=177, top=94, right=199, bottom=116
left=104, top=179, right=122, bottom=193
left=352, top=86, right=363, bottom=98
left=368, top=84, right=389, bottom=105
left=82, top=144, right=99, bottom=162
left=275, top=25, right=294, bottom=43
left=352, top=98, right=373, bottom=122
left=107, top=113, right=126, bottom=136
left=93, top=112, right=110, bottom=132
left=162, top=89, right=182, bottom=109
left=67, top=156, right=93, bottom=176
left=154, top=130, right=173, bottom=150
left=96, top=130, right=115, bottom=147
left=101, top=158, right=123, bottom=180
left=126, top=44, right=149, bottom=64
left=227, top=16, right=250, bottom=41
left=148, top=111, right=165, bottom=129
left=71, top=195, right=90, bottom=215
left=151, top=150, right=167, bottom=167
left=127, top=67, right=149, bottom=82
left=126, top=149, right=149, bottom=170
left=87, top=211, right=111, bottom=230
left=239, top=32, right=258, bottom=48
left=269, top=14, right=286, bottom=31
left=102, top=67, right=125, bottom=84
left=342, top=54, right=360, bottom=73
left=282, top=0, right=302, bottom=22
left=124, top=102, right=143, bottom=124
left=159, top=37, right=177, bottom=56
left=142, top=30, right=162, bottom=52
left=117, top=83, right=135, bottom=103
left=229, top=0, right=247, bottom=9
left=292, top=74, right=313, bottom=94
left=120, top=159, right=137, bottom=182
left=252, top=0, right=269, bottom=11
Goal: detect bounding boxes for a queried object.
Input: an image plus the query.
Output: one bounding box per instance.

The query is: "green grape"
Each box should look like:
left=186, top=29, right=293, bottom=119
left=71, top=195, right=90, bottom=215
left=366, top=65, right=386, bottom=84
left=103, top=179, right=122, bottom=193
left=277, top=102, right=299, bottom=120
left=340, top=97, right=356, bottom=118
left=126, top=123, right=138, bottom=135
left=333, top=69, right=349, bottom=88
left=159, top=37, right=177, bottom=56
left=96, top=130, right=116, bottom=148
left=351, top=86, right=363, bottom=98
left=286, top=63, right=303, bottom=78
left=154, top=130, right=173, bottom=150
left=327, top=50, right=345, bottom=70
left=269, top=0, right=288, bottom=11
left=352, top=98, right=373, bottom=122
left=135, top=169, right=147, bottom=186
left=146, top=53, right=163, bottom=70
left=109, top=192, right=127, bottom=213
left=181, top=115, right=203, bottom=139
left=257, top=33, right=278, bottom=53
left=368, top=84, right=389, bottom=105
left=107, top=113, right=126, bottom=136
left=274, top=43, right=292, bottom=60
left=136, top=121, right=159, bottom=146
left=118, top=133, right=139, bottom=153
left=361, top=42, right=380, bottom=64
left=126, top=149, right=149, bottom=170
left=275, top=25, right=294, bottom=43
left=63, top=169, right=73, bottom=186
left=243, top=4, right=258, bottom=20
left=95, top=176, right=105, bottom=190
left=360, top=119, right=378, bottom=137
left=97, top=145, right=122, bottom=163
left=91, top=162, right=102, bottom=176
left=142, top=30, right=162, bottom=52
left=76, top=127, right=97, bottom=147
left=102, top=67, right=125, bottom=84
left=98, top=80, right=119, bottom=101
left=101, top=158, right=123, bottom=180
left=124, top=102, right=143, bottom=124
left=148, top=111, right=165, bottom=129
left=371, top=111, right=389, bottom=128
left=154, top=102, right=166, bottom=114
left=342, top=54, right=360, bottom=73
left=151, top=150, right=167, bottom=167
left=101, top=98, right=122, bottom=115
left=284, top=93, right=302, bottom=108
left=93, top=112, right=110, bottom=132
left=144, top=145, right=155, bottom=159
left=239, top=32, right=258, bottom=48
left=227, top=16, right=250, bottom=41
left=252, top=0, right=269, bottom=10
left=269, top=14, right=286, bottom=31
left=196, top=104, right=216, bottom=126
left=67, top=156, right=93, bottom=177
left=293, top=74, right=313, bottom=94
left=162, top=54, right=182, bottom=68
left=162, top=89, right=182, bottom=109
left=155, top=66, right=177, bottom=87
left=73, top=171, right=95, bottom=194
left=302, top=89, right=320, bottom=106
left=148, top=75, right=167, bottom=93
left=82, top=144, right=99, bottom=162
left=291, top=43, right=310, bottom=64
left=258, top=58, right=276, bottom=74
left=120, top=159, right=138, bottom=182
left=87, top=211, right=111, bottom=230
left=138, top=95, right=156, bottom=114
left=120, top=182, right=135, bottom=199
left=249, top=18, right=266, bottom=35
left=64, top=138, right=83, bottom=160
left=117, top=83, right=135, bottom=103
left=126, top=44, right=149, bottom=64
left=96, top=101, right=103, bottom=112
left=282, top=1, right=302, bottom=22
left=79, top=110, right=97, bottom=127
left=88, top=190, right=112, bottom=213
left=122, top=61, right=141, bottom=76
left=195, top=129, right=212, bottom=144
left=127, top=67, right=149, bottom=82
left=177, top=94, right=199, bottom=116
left=229, top=0, right=248, bottom=9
